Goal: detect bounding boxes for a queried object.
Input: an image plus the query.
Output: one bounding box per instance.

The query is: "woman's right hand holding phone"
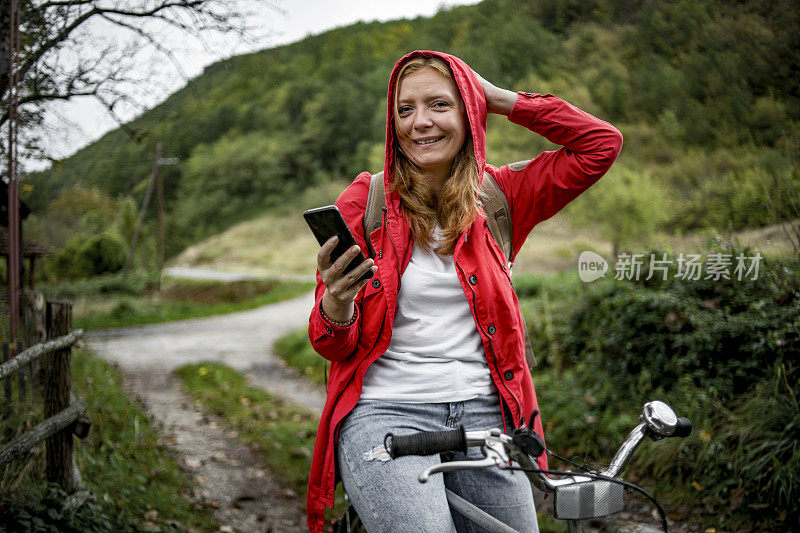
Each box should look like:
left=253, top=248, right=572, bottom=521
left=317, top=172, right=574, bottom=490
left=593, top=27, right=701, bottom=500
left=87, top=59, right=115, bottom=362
left=318, top=236, right=377, bottom=323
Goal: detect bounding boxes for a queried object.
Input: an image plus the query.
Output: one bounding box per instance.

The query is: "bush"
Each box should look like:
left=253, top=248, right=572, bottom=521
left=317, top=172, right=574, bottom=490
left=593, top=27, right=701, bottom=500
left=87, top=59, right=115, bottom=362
left=40, top=270, right=160, bottom=299
left=563, top=244, right=799, bottom=399
left=47, top=232, right=128, bottom=280
left=0, top=484, right=113, bottom=532
left=75, top=232, right=128, bottom=277
left=523, top=242, right=799, bottom=529
left=537, top=364, right=799, bottom=530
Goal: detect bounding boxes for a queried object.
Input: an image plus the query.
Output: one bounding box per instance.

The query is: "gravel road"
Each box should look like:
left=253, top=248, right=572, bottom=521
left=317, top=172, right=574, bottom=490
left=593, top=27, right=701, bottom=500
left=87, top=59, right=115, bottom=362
left=88, top=290, right=323, bottom=413
left=86, top=290, right=322, bottom=532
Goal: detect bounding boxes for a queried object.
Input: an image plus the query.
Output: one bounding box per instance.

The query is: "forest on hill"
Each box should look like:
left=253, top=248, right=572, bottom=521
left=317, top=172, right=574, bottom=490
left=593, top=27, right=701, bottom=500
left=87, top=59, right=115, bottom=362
left=24, top=0, right=799, bottom=277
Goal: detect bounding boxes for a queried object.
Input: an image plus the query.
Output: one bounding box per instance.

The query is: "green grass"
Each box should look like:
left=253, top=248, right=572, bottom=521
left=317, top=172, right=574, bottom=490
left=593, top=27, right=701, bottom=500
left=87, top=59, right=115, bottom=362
left=70, top=277, right=314, bottom=330
left=537, top=513, right=567, bottom=533
left=273, top=328, right=327, bottom=386
left=0, top=348, right=215, bottom=531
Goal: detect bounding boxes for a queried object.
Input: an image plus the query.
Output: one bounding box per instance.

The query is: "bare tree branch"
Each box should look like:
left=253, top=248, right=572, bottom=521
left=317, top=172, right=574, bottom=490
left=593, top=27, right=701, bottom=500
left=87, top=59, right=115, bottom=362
left=11, top=7, right=100, bottom=99
left=35, top=0, right=92, bottom=9
left=97, top=12, right=191, bottom=80
left=0, top=0, right=280, bottom=158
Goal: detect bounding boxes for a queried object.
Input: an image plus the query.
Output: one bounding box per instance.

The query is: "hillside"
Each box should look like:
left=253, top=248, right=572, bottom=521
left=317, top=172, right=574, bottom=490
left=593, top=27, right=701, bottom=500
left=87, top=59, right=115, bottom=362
left=24, top=0, right=800, bottom=277
left=169, top=200, right=795, bottom=280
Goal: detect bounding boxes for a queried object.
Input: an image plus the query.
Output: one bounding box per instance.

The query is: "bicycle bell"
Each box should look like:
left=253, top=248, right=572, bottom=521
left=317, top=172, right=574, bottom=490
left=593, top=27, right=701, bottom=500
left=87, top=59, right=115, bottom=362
left=640, top=400, right=679, bottom=437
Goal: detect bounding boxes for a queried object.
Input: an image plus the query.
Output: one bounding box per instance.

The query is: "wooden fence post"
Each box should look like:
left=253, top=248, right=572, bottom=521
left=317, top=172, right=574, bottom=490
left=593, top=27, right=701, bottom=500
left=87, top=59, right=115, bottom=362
left=16, top=339, right=26, bottom=402
left=44, top=300, right=74, bottom=492
left=1, top=342, right=9, bottom=417
left=23, top=292, right=46, bottom=397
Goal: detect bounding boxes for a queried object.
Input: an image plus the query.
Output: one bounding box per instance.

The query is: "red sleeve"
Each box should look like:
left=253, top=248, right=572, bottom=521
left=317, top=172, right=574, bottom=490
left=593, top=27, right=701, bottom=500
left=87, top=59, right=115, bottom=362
left=489, top=92, right=623, bottom=260
left=307, top=172, right=372, bottom=362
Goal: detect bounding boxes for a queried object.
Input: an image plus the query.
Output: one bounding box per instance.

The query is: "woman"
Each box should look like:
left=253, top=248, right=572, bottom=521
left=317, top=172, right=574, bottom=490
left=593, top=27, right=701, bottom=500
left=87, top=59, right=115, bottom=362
left=306, top=50, right=622, bottom=532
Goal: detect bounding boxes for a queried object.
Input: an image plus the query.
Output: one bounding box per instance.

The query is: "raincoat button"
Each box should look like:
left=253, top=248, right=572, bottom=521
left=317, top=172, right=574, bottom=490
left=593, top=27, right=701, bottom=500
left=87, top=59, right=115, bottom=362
left=488, top=325, right=496, bottom=335
left=372, top=279, right=381, bottom=288
left=504, top=370, right=514, bottom=380
left=469, top=275, right=478, bottom=285
left=325, top=326, right=333, bottom=335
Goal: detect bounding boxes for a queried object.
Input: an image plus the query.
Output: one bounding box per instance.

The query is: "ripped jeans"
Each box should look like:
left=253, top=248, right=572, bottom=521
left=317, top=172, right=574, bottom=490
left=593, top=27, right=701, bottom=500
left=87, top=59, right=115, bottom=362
left=336, top=394, right=539, bottom=533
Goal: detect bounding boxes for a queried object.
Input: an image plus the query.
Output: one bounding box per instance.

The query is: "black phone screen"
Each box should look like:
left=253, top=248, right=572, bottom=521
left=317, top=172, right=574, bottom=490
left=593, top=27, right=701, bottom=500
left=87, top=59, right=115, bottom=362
left=303, top=205, right=374, bottom=282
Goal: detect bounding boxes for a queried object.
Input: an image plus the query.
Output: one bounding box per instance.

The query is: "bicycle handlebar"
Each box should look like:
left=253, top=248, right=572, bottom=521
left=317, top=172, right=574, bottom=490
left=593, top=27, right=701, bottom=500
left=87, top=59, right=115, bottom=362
left=381, top=400, right=690, bottom=531
left=383, top=400, right=692, bottom=494
left=385, top=425, right=467, bottom=459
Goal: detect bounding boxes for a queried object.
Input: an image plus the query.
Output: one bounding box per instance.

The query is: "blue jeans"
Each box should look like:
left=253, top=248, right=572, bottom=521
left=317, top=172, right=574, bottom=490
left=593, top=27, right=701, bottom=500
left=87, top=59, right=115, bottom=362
left=337, top=393, right=539, bottom=533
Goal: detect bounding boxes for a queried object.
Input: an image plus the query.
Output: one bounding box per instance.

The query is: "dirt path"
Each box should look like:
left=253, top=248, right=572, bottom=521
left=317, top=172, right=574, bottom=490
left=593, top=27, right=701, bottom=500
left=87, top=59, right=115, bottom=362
left=86, top=290, right=320, bottom=532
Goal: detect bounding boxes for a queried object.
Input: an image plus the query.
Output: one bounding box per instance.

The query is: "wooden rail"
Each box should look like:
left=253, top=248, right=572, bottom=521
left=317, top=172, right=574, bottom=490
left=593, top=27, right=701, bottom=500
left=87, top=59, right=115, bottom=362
left=0, top=330, right=83, bottom=381
left=0, top=400, right=87, bottom=468
left=0, top=299, right=89, bottom=494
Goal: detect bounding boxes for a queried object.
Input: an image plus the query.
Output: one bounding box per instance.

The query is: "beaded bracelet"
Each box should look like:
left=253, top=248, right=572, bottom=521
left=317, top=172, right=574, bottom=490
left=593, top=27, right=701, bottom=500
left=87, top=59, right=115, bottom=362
left=320, top=303, right=357, bottom=328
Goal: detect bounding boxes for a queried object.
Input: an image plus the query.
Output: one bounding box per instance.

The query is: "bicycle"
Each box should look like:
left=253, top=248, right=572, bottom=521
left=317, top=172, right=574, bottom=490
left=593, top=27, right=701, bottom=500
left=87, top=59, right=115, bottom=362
left=333, top=400, right=691, bottom=533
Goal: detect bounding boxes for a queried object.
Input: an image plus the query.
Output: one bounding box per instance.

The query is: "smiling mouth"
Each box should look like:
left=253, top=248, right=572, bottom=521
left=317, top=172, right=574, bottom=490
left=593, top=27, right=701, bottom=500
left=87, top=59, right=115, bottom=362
left=414, top=136, right=444, bottom=145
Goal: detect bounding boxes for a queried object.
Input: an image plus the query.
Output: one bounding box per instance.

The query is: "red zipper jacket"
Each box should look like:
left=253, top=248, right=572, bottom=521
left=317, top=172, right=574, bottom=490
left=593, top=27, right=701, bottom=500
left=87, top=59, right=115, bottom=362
left=306, top=50, right=622, bottom=532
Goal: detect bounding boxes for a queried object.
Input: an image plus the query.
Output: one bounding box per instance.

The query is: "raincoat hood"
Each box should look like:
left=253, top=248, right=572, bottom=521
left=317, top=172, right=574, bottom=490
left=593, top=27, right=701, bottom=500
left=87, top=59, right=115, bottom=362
left=383, top=50, right=488, bottom=188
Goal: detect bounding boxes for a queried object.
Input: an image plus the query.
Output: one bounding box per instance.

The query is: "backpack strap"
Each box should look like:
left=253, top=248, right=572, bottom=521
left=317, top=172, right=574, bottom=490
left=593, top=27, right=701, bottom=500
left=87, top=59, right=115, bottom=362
left=480, top=173, right=537, bottom=370
left=363, top=172, right=385, bottom=258
left=479, top=172, right=513, bottom=265
left=363, top=170, right=537, bottom=369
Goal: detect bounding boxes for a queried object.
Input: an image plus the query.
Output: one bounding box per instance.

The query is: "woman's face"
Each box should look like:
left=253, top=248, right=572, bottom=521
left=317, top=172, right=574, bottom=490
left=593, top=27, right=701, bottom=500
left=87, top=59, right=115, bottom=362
left=395, top=67, right=467, bottom=180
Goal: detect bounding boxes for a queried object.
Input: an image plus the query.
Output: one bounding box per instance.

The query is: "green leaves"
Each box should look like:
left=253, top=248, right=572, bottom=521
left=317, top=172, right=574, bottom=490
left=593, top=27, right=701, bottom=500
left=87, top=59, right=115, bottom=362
left=523, top=247, right=799, bottom=529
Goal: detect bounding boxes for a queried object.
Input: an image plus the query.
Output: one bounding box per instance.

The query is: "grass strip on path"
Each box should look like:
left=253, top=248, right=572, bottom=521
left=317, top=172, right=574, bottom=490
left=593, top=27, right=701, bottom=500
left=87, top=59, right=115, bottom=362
left=0, top=348, right=216, bottom=532
left=175, top=362, right=318, bottom=498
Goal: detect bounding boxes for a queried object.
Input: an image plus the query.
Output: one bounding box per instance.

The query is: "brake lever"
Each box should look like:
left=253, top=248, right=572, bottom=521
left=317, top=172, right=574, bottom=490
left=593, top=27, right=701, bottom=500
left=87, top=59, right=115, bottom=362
left=418, top=456, right=498, bottom=483
left=418, top=437, right=510, bottom=483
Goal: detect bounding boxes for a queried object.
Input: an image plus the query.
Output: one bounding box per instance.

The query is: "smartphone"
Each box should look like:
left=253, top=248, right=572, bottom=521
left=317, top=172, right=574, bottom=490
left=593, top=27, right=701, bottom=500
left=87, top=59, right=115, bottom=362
left=303, top=205, right=374, bottom=282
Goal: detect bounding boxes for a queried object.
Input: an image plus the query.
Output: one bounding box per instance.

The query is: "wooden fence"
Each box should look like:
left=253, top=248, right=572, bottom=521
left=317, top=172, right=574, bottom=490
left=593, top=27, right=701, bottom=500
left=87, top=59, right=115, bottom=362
left=0, top=294, right=89, bottom=495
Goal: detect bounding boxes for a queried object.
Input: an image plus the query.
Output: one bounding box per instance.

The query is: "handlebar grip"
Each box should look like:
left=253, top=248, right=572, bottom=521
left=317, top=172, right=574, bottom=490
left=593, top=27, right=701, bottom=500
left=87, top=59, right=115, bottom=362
left=384, top=426, right=467, bottom=459
left=673, top=417, right=692, bottom=438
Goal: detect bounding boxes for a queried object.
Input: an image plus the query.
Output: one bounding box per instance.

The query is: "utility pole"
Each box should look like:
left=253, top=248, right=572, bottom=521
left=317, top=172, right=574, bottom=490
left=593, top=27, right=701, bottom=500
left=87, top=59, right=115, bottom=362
left=156, top=151, right=164, bottom=273
left=123, top=143, right=178, bottom=276
left=123, top=143, right=161, bottom=274
left=156, top=154, right=178, bottom=280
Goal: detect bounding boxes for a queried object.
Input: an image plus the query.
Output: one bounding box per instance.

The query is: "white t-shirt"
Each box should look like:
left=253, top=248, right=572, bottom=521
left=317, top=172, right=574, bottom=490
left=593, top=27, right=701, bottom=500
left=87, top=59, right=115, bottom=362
left=360, top=227, right=496, bottom=402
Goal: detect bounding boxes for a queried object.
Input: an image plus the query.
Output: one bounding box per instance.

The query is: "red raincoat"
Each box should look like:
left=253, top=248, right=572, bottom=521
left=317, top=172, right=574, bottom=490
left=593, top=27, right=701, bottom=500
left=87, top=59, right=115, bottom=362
left=306, top=50, right=622, bottom=532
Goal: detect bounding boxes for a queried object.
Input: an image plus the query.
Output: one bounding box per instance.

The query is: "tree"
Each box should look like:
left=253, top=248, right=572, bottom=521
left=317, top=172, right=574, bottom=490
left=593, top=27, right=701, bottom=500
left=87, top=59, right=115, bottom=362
left=571, top=166, right=669, bottom=257
left=0, top=0, right=280, bottom=161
